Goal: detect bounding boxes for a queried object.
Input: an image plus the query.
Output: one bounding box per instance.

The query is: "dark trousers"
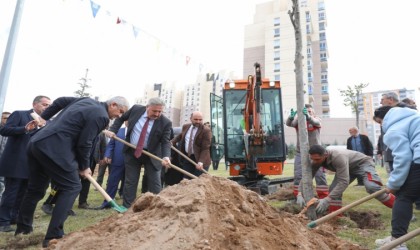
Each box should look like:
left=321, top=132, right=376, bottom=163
left=78, top=160, right=97, bottom=205
left=0, top=177, right=27, bottom=226
left=17, top=140, right=81, bottom=240
left=391, top=163, right=420, bottom=238
left=101, top=165, right=124, bottom=206
left=123, top=149, right=161, bottom=208
left=96, top=164, right=108, bottom=186
left=180, top=155, right=207, bottom=179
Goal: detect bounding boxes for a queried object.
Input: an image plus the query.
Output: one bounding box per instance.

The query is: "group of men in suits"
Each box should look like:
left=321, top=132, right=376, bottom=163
left=0, top=95, right=212, bottom=248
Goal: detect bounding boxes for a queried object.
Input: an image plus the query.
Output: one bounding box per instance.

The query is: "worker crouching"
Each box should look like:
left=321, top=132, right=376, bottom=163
left=297, top=145, right=394, bottom=214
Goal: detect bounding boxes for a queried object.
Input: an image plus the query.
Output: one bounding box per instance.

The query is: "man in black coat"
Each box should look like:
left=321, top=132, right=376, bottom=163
left=347, top=126, right=374, bottom=186
left=105, top=97, right=172, bottom=208
left=0, top=95, right=51, bottom=233
left=14, top=96, right=129, bottom=248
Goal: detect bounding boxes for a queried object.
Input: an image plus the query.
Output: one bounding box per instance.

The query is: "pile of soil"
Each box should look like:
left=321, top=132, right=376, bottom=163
left=50, top=175, right=364, bottom=250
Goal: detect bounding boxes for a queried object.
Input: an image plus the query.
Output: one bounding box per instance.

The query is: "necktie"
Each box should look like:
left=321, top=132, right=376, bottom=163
left=134, top=118, right=150, bottom=158
left=187, top=127, right=195, bottom=156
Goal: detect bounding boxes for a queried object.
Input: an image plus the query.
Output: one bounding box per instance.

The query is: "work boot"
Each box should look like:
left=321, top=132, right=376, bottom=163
left=375, top=236, right=408, bottom=250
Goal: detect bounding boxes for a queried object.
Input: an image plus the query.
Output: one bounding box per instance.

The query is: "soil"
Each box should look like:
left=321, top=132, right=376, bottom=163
left=47, top=175, right=366, bottom=250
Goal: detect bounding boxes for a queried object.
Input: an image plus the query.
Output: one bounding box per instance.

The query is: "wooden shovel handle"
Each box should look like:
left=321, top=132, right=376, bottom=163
left=379, top=227, right=420, bottom=250
left=308, top=189, right=387, bottom=228
left=111, top=135, right=198, bottom=179
left=85, top=173, right=112, bottom=202
left=170, top=145, right=209, bottom=174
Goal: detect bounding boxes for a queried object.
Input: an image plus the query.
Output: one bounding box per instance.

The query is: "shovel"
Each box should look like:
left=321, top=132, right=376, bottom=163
left=111, top=135, right=198, bottom=179
left=85, top=174, right=127, bottom=213
left=379, top=227, right=420, bottom=250
left=170, top=145, right=210, bottom=175
left=297, top=197, right=318, bottom=218
left=307, top=189, right=387, bottom=228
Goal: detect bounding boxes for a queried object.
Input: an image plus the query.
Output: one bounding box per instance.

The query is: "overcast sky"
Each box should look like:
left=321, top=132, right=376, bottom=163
left=0, top=0, right=419, bottom=117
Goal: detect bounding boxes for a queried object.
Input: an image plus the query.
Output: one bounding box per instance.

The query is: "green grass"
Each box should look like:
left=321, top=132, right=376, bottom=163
left=1, top=163, right=419, bottom=249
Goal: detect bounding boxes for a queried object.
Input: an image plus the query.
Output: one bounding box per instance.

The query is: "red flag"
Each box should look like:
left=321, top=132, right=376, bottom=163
left=116, top=17, right=121, bottom=24
left=186, top=56, right=190, bottom=65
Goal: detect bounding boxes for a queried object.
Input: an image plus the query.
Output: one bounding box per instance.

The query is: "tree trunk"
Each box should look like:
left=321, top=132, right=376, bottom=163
left=289, top=0, right=316, bottom=220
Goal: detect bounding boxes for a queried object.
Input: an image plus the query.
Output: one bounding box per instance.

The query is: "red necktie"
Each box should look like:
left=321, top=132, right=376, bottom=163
left=134, top=118, right=150, bottom=158
left=187, top=127, right=195, bottom=156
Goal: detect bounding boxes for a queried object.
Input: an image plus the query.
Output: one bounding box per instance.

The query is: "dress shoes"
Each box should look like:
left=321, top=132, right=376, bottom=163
left=14, top=226, right=33, bottom=236
left=94, top=204, right=111, bottom=210
left=67, top=209, right=76, bottom=216
left=78, top=202, right=91, bottom=209
left=42, top=204, right=54, bottom=215
left=0, top=225, right=14, bottom=232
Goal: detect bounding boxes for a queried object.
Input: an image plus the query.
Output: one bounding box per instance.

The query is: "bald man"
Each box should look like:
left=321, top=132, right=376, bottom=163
left=172, top=111, right=212, bottom=178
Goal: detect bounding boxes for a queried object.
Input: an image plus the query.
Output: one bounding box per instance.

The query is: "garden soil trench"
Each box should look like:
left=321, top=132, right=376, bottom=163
left=50, top=175, right=365, bottom=250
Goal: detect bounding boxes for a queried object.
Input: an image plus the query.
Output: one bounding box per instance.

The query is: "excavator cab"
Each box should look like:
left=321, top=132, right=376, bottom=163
left=210, top=63, right=291, bottom=194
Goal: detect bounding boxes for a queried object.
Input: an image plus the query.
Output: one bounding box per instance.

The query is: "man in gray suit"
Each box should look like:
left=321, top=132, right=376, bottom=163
left=106, top=97, right=172, bottom=208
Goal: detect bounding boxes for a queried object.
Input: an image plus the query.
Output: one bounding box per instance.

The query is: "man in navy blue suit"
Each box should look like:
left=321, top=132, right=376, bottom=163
left=0, top=95, right=51, bottom=233
left=14, top=96, right=129, bottom=248
left=95, top=122, right=127, bottom=209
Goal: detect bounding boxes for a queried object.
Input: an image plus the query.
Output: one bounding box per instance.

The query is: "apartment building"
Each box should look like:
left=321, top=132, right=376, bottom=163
left=243, top=0, right=329, bottom=117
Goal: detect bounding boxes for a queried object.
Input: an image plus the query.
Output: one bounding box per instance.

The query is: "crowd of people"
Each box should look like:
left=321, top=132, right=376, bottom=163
left=0, top=93, right=418, bottom=249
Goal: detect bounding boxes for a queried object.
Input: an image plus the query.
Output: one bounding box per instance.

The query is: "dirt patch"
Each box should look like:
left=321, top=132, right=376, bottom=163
left=49, top=175, right=365, bottom=250
left=347, top=210, right=384, bottom=229
left=265, top=183, right=295, bottom=201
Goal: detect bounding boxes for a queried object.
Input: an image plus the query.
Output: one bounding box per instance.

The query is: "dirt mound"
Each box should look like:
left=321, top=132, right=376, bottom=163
left=265, top=183, right=294, bottom=201
left=50, top=175, right=364, bottom=250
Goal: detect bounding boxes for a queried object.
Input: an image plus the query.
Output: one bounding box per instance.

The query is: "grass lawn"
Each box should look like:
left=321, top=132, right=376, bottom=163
left=1, top=162, right=419, bottom=249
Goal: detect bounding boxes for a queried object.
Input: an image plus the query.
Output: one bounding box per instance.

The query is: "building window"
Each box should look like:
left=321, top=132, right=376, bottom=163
left=318, top=12, right=325, bottom=21
left=305, top=11, right=311, bottom=22
left=322, top=85, right=328, bottom=94
left=319, top=22, right=325, bottom=31
left=320, top=52, right=327, bottom=61
left=320, top=42, right=327, bottom=51
left=274, top=28, right=280, bottom=37
left=273, top=39, right=280, bottom=49
left=319, top=32, right=326, bottom=41
left=274, top=74, right=280, bottom=81
left=274, top=51, right=280, bottom=60
left=318, top=2, right=325, bottom=10
left=274, top=63, right=280, bottom=72
left=306, top=24, right=311, bottom=34
left=274, top=17, right=280, bottom=26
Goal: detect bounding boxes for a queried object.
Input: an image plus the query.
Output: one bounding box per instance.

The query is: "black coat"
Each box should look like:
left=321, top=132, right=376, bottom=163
left=33, top=97, right=110, bottom=171
left=0, top=109, right=34, bottom=178
left=346, top=134, right=374, bottom=157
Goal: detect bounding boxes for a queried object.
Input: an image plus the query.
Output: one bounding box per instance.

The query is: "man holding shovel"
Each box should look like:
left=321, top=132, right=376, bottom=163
left=297, top=145, right=395, bottom=214
left=14, top=96, right=129, bottom=248
left=374, top=106, right=420, bottom=249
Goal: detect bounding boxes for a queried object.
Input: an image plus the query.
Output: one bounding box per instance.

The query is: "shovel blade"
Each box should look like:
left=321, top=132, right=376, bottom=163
left=108, top=200, right=128, bottom=213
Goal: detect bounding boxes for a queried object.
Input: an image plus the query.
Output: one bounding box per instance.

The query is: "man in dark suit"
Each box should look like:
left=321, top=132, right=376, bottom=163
left=105, top=97, right=172, bottom=209
left=0, top=95, right=51, bottom=233
left=347, top=126, right=374, bottom=186
left=14, top=96, right=129, bottom=248
left=172, top=111, right=211, bottom=178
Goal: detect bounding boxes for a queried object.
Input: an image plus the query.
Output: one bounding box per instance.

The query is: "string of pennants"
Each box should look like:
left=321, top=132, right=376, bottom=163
left=70, top=0, right=205, bottom=72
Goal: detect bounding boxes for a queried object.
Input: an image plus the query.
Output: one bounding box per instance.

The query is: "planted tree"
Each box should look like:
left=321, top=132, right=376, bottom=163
left=289, top=0, right=316, bottom=220
left=74, top=68, right=92, bottom=98
left=339, top=83, right=369, bottom=128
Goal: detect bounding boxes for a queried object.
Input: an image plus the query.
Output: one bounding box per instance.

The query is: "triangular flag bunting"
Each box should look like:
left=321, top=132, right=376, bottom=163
left=89, top=0, right=100, bottom=18
left=116, top=17, right=121, bottom=24
left=132, top=25, right=140, bottom=38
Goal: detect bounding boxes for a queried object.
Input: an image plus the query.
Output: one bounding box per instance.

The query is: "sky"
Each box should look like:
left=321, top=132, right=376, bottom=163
left=0, top=0, right=419, bottom=117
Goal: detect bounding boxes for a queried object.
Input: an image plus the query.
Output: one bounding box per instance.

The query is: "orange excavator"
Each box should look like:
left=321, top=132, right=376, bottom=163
left=210, top=63, right=292, bottom=194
